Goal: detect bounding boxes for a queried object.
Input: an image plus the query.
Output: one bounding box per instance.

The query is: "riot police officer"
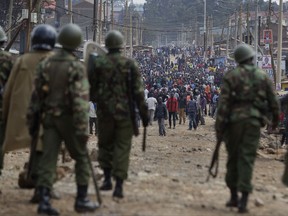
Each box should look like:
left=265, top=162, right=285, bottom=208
left=3, top=25, right=57, bottom=187
left=28, top=24, right=98, bottom=215
left=215, top=44, right=279, bottom=213
left=88, top=30, right=149, bottom=199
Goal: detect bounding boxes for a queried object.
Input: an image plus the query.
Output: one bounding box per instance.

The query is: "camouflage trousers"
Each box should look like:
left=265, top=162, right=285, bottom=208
left=37, top=115, right=90, bottom=189
left=224, top=118, right=261, bottom=193
left=98, top=115, right=133, bottom=180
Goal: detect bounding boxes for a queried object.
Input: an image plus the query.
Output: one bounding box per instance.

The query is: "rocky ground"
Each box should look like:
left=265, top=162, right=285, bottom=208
left=0, top=117, right=288, bottom=216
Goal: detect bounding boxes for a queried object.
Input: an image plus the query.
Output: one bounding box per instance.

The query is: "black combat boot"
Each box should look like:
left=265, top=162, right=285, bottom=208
left=31, top=188, right=61, bottom=204
left=37, top=186, right=59, bottom=215
left=74, top=185, right=99, bottom=213
left=100, top=168, right=112, bottom=190
left=113, top=177, right=124, bottom=198
left=238, top=192, right=249, bottom=213
left=30, top=188, right=40, bottom=203
left=226, top=187, right=238, bottom=207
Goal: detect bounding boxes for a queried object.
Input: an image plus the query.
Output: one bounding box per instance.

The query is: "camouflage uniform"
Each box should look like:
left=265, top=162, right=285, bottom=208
left=28, top=49, right=90, bottom=189
left=0, top=50, right=13, bottom=170
left=215, top=64, right=279, bottom=193
left=89, top=52, right=147, bottom=180
left=279, top=95, right=288, bottom=187
left=283, top=150, right=288, bottom=186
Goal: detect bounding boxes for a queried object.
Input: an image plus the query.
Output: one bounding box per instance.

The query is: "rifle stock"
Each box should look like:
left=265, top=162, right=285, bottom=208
left=207, top=139, right=222, bottom=182
left=86, top=148, right=102, bottom=205
left=26, top=110, right=41, bottom=184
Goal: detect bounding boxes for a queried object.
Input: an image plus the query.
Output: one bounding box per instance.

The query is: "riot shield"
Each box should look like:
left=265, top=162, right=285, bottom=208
left=83, top=41, right=107, bottom=65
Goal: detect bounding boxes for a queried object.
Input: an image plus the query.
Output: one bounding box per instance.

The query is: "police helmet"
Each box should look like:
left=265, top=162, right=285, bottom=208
left=57, top=24, right=83, bottom=50
left=105, top=30, right=124, bottom=49
left=31, top=24, right=57, bottom=50
left=234, top=44, right=255, bottom=64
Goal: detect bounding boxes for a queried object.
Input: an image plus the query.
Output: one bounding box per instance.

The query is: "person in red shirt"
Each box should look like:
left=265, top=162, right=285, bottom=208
left=166, top=92, right=178, bottom=129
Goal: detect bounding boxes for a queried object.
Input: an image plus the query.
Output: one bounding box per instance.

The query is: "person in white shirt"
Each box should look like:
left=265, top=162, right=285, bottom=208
left=144, top=88, right=149, bottom=100
left=89, top=101, right=97, bottom=135
left=146, top=95, right=158, bottom=125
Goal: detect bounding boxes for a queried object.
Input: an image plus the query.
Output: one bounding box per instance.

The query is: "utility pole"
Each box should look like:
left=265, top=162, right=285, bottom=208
left=226, top=16, right=231, bottom=57
left=25, top=0, right=32, bottom=52
left=93, top=0, right=99, bottom=41
left=254, top=0, right=258, bottom=65
left=268, top=0, right=277, bottom=87
left=129, top=6, right=133, bottom=57
left=195, top=21, right=198, bottom=45
left=98, top=0, right=103, bottom=44
left=111, top=0, right=114, bottom=29
left=234, top=10, right=238, bottom=47
left=239, top=3, right=242, bottom=43
left=135, top=16, right=139, bottom=46
left=68, top=0, right=73, bottom=23
left=203, top=0, right=207, bottom=61
left=8, top=0, right=13, bottom=41
left=103, top=0, right=106, bottom=33
left=124, top=0, right=128, bottom=56
left=246, top=1, right=250, bottom=44
left=276, top=0, right=283, bottom=90
left=211, top=16, right=214, bottom=57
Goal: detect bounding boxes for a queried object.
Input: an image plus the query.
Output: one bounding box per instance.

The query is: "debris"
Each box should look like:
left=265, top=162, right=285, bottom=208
left=254, top=198, right=264, bottom=207
left=266, top=148, right=276, bottom=154
left=172, top=178, right=179, bottom=182
left=144, top=169, right=151, bottom=173
left=90, top=148, right=98, bottom=161
left=56, top=167, right=67, bottom=180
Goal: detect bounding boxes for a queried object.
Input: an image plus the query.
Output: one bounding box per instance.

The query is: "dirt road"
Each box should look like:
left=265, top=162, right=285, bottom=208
left=1, top=118, right=288, bottom=216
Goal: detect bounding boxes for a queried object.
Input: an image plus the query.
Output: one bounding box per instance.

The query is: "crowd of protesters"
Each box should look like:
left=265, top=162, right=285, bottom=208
left=132, top=46, right=232, bottom=135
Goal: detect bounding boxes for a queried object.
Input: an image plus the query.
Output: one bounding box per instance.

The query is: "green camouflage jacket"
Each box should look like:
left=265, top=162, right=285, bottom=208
left=215, top=64, right=280, bottom=135
left=29, top=49, right=89, bottom=136
left=88, top=52, right=147, bottom=121
left=0, top=50, right=13, bottom=119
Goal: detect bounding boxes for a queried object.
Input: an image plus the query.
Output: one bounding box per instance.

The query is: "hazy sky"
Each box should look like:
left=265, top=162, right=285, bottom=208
left=133, top=0, right=287, bottom=4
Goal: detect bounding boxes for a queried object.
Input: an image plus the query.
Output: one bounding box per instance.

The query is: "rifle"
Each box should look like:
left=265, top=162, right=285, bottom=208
left=86, top=148, right=102, bottom=205
left=206, top=138, right=222, bottom=182
left=127, top=69, right=139, bottom=136
left=18, top=108, right=41, bottom=189
left=142, top=127, right=147, bottom=152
